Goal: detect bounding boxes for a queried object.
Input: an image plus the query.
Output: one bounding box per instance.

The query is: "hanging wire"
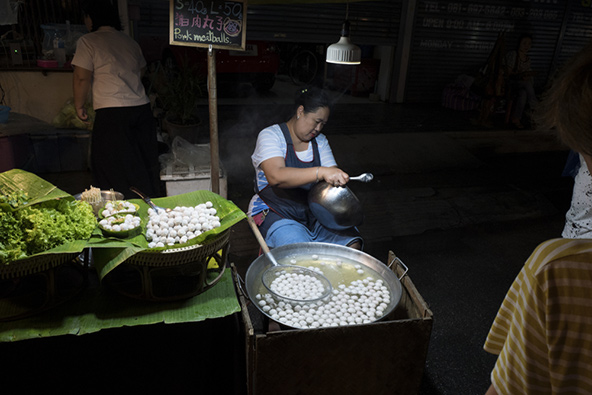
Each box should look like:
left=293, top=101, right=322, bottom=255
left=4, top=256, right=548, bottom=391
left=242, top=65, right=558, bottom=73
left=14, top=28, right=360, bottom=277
left=346, top=0, right=349, bottom=20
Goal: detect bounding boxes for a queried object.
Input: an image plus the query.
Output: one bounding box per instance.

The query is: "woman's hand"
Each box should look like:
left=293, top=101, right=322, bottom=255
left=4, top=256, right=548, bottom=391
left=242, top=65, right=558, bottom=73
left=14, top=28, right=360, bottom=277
left=319, top=166, right=349, bottom=187
left=76, top=106, right=89, bottom=122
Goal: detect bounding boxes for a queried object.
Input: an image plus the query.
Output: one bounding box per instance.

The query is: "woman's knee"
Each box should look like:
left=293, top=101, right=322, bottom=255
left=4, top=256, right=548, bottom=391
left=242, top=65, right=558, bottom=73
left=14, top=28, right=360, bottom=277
left=266, top=220, right=311, bottom=248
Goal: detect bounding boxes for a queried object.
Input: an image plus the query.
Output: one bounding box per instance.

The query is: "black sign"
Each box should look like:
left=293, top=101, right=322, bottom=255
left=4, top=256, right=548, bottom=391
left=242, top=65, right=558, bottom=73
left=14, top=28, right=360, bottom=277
left=169, top=0, right=246, bottom=51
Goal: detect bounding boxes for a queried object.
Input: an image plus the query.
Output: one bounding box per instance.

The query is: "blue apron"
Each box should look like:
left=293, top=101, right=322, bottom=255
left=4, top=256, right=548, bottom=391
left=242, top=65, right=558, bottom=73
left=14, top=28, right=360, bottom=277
left=256, top=123, right=321, bottom=234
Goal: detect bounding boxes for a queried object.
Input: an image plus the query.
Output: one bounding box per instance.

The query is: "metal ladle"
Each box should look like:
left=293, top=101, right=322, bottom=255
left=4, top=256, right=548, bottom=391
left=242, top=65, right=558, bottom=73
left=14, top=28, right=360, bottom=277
left=349, top=173, right=373, bottom=182
left=130, top=186, right=171, bottom=213
left=247, top=216, right=332, bottom=303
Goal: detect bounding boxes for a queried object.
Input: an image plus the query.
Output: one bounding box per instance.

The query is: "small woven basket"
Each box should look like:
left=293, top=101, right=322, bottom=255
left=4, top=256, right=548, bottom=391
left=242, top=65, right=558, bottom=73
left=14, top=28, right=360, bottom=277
left=0, top=252, right=80, bottom=280
left=125, top=229, right=230, bottom=267
left=0, top=252, right=85, bottom=322
left=105, top=229, right=231, bottom=301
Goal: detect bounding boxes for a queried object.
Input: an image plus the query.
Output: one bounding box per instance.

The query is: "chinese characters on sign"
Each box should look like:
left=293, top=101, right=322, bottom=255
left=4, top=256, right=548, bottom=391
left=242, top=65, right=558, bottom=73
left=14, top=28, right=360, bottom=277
left=170, top=0, right=246, bottom=50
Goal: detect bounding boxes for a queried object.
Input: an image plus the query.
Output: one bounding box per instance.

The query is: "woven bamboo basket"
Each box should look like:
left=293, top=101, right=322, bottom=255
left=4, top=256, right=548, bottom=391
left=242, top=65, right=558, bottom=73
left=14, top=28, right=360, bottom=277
left=105, top=229, right=231, bottom=301
left=0, top=252, right=86, bottom=322
left=0, top=252, right=80, bottom=280
left=125, top=229, right=230, bottom=267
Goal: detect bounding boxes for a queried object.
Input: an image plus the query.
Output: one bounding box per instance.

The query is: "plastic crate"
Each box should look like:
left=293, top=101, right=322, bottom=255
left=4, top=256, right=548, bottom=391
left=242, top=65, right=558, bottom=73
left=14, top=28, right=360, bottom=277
left=29, top=132, right=60, bottom=173
left=29, top=129, right=90, bottom=173
left=0, top=134, right=33, bottom=172
left=58, top=130, right=90, bottom=172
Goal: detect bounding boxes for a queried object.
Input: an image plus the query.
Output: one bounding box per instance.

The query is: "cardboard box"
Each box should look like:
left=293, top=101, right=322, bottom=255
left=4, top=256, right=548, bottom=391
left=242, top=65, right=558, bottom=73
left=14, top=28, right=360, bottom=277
left=236, top=251, right=433, bottom=395
left=160, top=144, right=227, bottom=198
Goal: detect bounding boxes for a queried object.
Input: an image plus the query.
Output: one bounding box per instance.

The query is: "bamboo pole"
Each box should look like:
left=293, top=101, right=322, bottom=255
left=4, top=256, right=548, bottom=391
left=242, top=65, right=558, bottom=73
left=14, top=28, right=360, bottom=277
left=207, top=45, right=220, bottom=195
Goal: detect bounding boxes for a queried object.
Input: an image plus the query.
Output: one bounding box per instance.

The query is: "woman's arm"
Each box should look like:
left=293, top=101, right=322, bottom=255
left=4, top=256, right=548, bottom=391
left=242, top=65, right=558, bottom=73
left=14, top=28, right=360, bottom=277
left=72, top=65, right=93, bottom=121
left=261, top=157, right=349, bottom=188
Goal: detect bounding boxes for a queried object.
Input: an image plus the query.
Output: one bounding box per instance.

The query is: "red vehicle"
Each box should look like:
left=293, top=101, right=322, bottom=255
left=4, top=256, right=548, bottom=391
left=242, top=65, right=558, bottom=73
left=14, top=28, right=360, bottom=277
left=161, top=40, right=280, bottom=92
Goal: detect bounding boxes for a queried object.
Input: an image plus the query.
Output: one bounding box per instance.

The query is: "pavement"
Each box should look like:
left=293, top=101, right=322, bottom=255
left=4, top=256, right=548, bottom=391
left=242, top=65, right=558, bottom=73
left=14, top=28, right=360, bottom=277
left=37, top=77, right=574, bottom=394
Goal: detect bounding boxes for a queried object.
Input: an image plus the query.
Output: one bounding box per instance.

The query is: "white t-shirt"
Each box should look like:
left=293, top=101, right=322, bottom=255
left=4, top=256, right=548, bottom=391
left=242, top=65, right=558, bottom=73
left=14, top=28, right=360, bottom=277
left=563, top=154, right=592, bottom=238
left=72, top=26, right=149, bottom=110
left=248, top=124, right=337, bottom=215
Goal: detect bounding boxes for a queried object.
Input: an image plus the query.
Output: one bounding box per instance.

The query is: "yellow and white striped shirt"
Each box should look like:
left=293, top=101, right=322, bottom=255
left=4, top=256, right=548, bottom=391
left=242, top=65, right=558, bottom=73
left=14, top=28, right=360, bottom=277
left=484, top=238, right=592, bottom=394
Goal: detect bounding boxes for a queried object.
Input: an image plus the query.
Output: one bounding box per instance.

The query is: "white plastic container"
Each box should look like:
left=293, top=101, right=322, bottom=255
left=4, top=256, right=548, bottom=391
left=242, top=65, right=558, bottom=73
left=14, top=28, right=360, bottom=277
left=160, top=144, right=227, bottom=197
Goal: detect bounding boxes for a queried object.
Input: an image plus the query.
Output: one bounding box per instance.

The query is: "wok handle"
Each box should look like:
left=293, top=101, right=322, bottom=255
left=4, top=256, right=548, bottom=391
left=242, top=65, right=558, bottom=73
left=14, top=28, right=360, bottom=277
left=388, top=256, right=409, bottom=280
left=247, top=215, right=272, bottom=255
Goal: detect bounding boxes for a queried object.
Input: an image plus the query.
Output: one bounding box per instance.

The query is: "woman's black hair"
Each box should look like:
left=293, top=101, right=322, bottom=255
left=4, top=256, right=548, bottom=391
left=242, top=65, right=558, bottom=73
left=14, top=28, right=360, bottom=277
left=81, top=0, right=122, bottom=31
left=294, top=86, right=333, bottom=115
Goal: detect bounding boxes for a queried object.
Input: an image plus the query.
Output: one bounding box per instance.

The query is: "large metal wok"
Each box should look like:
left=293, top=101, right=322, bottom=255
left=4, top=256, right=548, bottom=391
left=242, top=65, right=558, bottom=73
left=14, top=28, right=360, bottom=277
left=308, top=181, right=364, bottom=230
left=244, top=242, right=407, bottom=329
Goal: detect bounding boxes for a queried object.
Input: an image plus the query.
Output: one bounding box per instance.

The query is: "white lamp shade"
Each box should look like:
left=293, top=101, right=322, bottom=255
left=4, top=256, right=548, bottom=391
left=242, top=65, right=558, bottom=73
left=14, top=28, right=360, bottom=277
left=326, top=36, right=361, bottom=65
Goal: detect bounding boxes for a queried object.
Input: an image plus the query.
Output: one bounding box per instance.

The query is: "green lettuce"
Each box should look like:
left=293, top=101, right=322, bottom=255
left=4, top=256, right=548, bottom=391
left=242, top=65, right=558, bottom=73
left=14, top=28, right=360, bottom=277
left=0, top=210, right=26, bottom=262
left=0, top=199, right=96, bottom=264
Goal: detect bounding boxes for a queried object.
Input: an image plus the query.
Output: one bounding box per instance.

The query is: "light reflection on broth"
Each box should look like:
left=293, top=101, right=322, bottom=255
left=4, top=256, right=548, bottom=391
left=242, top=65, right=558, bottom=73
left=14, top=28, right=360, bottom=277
left=278, top=254, right=383, bottom=288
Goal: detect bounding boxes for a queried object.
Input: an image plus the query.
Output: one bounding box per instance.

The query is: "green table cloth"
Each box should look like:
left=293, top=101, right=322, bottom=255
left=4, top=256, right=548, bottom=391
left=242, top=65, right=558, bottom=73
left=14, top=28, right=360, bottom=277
left=0, top=269, right=240, bottom=342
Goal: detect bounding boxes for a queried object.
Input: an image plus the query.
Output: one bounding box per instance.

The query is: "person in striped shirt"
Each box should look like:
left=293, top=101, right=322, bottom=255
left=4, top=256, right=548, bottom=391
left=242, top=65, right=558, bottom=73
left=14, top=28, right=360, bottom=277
left=483, top=43, right=592, bottom=394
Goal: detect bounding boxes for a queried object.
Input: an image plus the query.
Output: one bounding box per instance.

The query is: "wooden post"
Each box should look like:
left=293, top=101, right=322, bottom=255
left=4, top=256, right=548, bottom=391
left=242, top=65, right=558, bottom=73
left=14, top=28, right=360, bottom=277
left=207, top=45, right=220, bottom=195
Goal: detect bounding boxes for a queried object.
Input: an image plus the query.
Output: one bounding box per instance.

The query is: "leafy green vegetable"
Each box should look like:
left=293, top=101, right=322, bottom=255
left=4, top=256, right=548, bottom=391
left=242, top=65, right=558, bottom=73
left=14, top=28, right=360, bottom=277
left=0, top=199, right=97, bottom=264
left=0, top=210, right=26, bottom=262
left=0, top=188, right=29, bottom=208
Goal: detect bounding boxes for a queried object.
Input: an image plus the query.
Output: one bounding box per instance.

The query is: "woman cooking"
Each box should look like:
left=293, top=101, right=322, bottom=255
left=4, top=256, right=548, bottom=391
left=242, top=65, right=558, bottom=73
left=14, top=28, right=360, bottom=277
left=248, top=87, right=363, bottom=250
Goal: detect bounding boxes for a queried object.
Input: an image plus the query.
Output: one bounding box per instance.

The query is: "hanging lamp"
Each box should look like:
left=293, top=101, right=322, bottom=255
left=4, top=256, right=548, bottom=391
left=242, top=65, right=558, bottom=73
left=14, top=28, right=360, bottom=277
left=326, top=2, right=361, bottom=65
